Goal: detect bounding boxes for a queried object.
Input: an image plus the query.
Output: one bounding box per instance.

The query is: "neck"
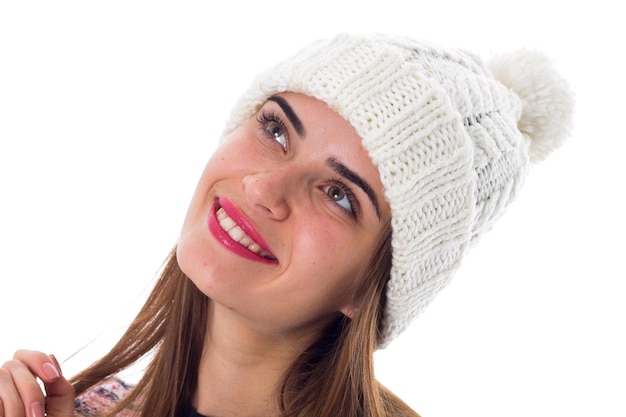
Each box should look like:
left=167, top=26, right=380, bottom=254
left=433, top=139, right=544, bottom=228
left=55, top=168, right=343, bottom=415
left=193, top=301, right=328, bottom=417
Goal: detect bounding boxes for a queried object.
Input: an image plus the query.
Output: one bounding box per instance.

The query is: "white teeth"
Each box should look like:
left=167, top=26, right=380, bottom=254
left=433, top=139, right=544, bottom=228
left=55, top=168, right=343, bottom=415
left=218, top=215, right=236, bottom=232
left=229, top=226, right=245, bottom=242
left=216, top=207, right=273, bottom=259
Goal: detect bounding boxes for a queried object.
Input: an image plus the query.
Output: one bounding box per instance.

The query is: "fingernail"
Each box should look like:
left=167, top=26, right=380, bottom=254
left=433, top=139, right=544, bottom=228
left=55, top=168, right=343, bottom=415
left=49, top=354, right=63, bottom=377
left=42, top=361, right=60, bottom=380
left=31, top=401, right=45, bottom=417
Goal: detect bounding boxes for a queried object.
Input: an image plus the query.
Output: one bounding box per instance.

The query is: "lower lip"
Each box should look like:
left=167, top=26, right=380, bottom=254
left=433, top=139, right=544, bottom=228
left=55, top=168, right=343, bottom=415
left=207, top=202, right=276, bottom=265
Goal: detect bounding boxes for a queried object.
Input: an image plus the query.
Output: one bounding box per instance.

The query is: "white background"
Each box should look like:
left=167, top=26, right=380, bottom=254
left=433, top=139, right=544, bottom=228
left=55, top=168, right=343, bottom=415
left=1, top=1, right=624, bottom=416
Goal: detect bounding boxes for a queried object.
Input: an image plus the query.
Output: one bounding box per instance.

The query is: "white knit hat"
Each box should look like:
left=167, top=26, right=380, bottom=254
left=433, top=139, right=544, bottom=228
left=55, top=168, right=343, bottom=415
left=222, top=34, right=575, bottom=347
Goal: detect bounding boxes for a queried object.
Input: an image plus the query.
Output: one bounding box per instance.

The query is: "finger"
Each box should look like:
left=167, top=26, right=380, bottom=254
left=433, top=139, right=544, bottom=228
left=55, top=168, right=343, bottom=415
left=0, top=366, right=24, bottom=417
left=41, top=355, right=75, bottom=417
left=0, top=359, right=42, bottom=417
left=8, top=351, right=74, bottom=417
left=12, top=350, right=60, bottom=384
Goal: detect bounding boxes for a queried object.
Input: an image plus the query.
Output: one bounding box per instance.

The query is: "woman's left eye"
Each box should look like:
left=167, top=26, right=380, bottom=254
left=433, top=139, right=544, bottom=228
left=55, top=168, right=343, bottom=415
left=323, top=184, right=354, bottom=213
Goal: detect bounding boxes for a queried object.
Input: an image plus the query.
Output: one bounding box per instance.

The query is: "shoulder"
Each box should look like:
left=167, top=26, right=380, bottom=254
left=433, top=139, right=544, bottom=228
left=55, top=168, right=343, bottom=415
left=74, top=377, right=138, bottom=416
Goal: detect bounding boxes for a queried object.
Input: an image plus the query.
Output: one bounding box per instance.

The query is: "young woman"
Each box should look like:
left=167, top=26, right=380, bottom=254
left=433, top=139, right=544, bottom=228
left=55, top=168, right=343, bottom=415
left=0, top=33, right=574, bottom=417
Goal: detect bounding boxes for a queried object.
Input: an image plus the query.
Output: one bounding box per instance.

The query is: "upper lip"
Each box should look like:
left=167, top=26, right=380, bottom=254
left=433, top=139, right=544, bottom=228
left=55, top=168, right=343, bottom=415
left=217, top=196, right=277, bottom=260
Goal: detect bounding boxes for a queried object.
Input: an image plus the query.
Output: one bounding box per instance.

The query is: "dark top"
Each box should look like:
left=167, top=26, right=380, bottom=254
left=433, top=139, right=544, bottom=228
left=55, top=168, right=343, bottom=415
left=182, top=405, right=208, bottom=417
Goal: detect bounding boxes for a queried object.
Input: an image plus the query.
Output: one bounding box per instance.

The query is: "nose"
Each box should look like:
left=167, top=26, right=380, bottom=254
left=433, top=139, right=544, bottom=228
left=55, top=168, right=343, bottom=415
left=243, top=169, right=292, bottom=221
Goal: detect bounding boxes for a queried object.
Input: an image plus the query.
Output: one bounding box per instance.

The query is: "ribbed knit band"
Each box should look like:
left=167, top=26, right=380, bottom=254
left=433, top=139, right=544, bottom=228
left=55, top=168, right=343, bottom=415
left=221, top=34, right=573, bottom=347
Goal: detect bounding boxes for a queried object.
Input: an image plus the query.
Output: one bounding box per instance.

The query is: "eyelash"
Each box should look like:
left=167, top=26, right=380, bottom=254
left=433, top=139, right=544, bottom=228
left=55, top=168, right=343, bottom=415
left=256, top=110, right=288, bottom=151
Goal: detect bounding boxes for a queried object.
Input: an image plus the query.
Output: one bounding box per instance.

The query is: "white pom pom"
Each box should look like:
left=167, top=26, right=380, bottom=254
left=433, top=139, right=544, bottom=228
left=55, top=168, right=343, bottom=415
left=489, top=49, right=575, bottom=163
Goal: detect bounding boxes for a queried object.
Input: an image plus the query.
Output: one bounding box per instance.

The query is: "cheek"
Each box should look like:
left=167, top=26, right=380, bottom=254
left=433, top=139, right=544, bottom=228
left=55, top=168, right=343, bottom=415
left=182, top=139, right=249, bottom=223
left=203, top=143, right=242, bottom=178
left=296, top=218, right=370, bottom=279
left=285, top=225, right=370, bottom=317
left=200, top=131, right=254, bottom=179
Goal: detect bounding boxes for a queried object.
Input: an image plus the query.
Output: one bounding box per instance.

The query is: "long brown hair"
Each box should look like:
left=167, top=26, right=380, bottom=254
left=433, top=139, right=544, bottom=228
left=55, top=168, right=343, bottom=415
left=70, top=225, right=419, bottom=417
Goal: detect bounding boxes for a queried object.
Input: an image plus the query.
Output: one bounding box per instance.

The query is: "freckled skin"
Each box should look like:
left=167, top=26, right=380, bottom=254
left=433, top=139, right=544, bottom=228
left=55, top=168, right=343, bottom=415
left=177, top=92, right=391, bottom=337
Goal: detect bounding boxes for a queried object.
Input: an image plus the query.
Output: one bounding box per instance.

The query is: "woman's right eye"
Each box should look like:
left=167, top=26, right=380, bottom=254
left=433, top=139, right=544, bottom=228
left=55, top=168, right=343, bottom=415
left=266, top=121, right=287, bottom=150
left=257, top=111, right=288, bottom=151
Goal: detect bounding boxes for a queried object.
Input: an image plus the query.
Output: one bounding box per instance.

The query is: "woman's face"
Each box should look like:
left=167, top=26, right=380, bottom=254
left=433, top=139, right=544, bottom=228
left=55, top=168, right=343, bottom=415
left=177, top=92, right=391, bottom=336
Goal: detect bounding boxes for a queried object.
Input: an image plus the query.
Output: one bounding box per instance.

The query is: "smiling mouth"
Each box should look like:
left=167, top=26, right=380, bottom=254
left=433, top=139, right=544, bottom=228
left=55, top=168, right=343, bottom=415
left=215, top=207, right=277, bottom=261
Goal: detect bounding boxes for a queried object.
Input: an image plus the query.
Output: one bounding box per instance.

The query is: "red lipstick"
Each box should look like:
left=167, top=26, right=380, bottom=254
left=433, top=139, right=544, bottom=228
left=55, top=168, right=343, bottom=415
left=208, top=197, right=278, bottom=264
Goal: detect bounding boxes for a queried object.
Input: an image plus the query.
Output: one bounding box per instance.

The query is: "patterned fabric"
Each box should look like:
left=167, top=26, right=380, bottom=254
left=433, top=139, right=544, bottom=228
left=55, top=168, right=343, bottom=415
left=74, top=378, right=137, bottom=417
left=73, top=379, right=206, bottom=416
left=222, top=33, right=574, bottom=346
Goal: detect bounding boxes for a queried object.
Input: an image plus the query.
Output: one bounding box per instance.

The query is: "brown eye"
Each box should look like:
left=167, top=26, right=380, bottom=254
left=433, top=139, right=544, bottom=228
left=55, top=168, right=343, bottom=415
left=327, top=185, right=345, bottom=201
left=323, top=184, right=352, bottom=212
left=266, top=121, right=287, bottom=150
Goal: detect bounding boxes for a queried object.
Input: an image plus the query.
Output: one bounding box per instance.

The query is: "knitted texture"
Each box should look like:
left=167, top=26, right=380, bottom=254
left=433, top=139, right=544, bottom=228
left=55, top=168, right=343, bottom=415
left=222, top=34, right=574, bottom=347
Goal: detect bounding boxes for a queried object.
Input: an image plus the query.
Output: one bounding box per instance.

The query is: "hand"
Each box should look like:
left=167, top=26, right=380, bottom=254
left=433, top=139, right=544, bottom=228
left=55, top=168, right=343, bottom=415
left=0, top=350, right=74, bottom=417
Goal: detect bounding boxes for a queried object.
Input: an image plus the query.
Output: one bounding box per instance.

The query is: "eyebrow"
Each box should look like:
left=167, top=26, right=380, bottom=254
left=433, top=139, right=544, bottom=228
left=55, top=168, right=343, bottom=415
left=268, top=96, right=306, bottom=137
left=326, top=157, right=382, bottom=221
